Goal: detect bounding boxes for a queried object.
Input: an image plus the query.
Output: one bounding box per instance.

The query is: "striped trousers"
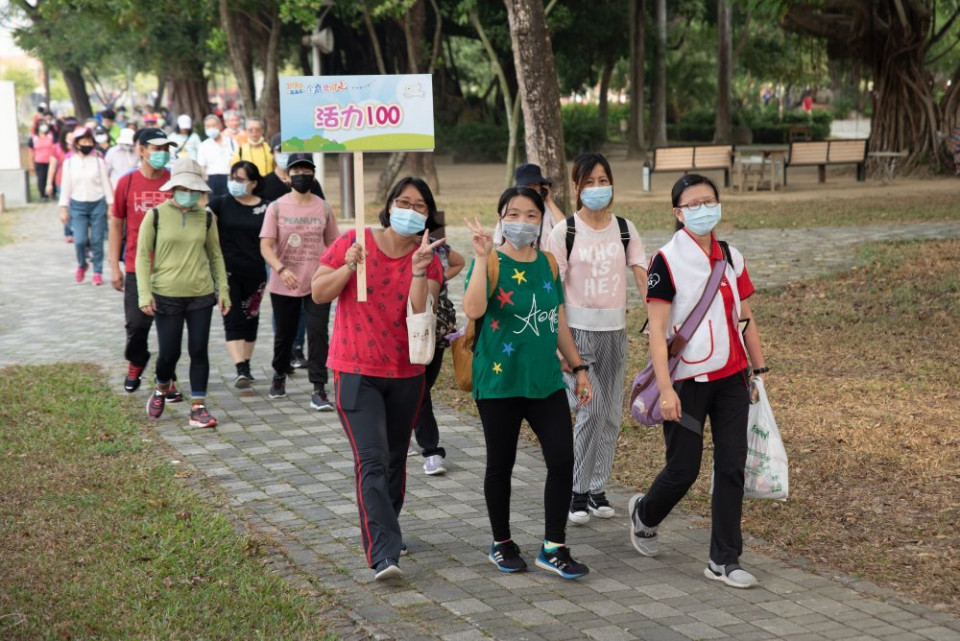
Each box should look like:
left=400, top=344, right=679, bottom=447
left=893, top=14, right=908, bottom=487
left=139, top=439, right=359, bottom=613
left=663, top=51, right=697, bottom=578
left=565, top=328, right=628, bottom=495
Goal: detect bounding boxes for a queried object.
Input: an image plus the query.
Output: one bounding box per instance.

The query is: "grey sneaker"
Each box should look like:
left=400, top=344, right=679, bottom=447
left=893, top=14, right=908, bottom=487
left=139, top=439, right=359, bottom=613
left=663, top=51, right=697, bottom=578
left=629, top=493, right=659, bottom=557
left=309, top=387, right=333, bottom=411
left=704, top=560, right=757, bottom=588
left=568, top=492, right=590, bottom=524
left=423, top=454, right=446, bottom=476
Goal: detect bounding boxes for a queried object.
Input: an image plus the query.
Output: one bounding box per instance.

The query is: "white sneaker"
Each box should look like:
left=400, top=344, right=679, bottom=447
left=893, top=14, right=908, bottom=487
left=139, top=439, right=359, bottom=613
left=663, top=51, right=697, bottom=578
left=704, top=560, right=757, bottom=589
left=628, top=493, right=659, bottom=557
left=407, top=443, right=418, bottom=456
left=423, top=454, right=446, bottom=475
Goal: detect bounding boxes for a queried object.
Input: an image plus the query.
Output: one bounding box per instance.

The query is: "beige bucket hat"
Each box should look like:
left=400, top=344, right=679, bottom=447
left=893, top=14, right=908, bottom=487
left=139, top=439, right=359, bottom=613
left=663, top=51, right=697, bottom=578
left=160, top=157, right=211, bottom=192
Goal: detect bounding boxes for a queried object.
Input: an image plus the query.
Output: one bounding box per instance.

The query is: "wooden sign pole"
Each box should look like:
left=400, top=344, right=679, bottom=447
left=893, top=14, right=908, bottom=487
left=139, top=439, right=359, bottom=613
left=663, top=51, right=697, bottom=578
left=353, top=152, right=367, bottom=302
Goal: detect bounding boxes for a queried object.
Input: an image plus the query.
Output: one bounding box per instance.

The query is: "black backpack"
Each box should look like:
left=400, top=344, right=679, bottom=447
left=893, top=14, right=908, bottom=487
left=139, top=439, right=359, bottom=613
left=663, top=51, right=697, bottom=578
left=564, top=215, right=631, bottom=261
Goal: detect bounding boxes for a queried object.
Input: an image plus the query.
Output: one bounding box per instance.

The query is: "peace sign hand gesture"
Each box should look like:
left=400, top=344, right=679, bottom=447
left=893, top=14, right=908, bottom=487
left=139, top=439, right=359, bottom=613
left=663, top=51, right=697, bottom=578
left=464, top=217, right=494, bottom=258
left=412, top=232, right=444, bottom=275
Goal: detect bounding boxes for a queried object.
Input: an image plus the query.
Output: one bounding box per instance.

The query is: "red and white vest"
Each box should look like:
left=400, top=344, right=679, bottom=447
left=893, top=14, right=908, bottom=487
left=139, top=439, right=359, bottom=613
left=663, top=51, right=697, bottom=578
left=659, top=230, right=746, bottom=382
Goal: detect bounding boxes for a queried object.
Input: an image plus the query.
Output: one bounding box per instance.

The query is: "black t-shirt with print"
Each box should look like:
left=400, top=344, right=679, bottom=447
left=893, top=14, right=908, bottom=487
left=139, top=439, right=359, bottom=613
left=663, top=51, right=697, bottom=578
left=210, top=195, right=269, bottom=279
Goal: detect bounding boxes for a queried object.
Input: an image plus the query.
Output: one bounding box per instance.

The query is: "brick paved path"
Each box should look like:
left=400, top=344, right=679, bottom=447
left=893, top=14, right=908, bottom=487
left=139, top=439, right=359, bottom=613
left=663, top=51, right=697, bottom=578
left=2, top=204, right=959, bottom=641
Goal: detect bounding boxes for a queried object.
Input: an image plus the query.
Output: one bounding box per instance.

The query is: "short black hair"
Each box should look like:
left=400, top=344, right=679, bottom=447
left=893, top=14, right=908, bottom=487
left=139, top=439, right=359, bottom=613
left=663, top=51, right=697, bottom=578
left=379, top=177, right=441, bottom=232
left=230, top=160, right=263, bottom=196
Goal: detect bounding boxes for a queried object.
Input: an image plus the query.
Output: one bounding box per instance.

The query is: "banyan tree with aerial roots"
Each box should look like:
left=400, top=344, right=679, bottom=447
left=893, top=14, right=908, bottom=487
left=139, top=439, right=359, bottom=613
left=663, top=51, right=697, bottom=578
left=784, top=0, right=960, bottom=174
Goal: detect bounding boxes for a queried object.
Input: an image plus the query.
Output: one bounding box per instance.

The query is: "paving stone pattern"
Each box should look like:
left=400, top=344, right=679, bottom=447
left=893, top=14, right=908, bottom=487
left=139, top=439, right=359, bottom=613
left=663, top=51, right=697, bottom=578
left=2, top=205, right=959, bottom=640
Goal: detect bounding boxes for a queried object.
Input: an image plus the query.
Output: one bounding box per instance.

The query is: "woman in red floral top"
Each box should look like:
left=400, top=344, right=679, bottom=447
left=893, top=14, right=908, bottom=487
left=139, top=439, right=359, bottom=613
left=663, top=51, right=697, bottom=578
left=312, top=177, right=444, bottom=581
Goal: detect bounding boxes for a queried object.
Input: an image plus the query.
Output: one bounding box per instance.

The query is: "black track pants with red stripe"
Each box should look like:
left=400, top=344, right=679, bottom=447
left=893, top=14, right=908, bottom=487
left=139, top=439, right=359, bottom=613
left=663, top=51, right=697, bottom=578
left=334, top=371, right=425, bottom=568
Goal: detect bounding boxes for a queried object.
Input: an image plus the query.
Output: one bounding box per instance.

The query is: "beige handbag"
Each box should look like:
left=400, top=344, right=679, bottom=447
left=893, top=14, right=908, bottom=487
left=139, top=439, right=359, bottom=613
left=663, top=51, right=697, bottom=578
left=406, top=293, right=436, bottom=365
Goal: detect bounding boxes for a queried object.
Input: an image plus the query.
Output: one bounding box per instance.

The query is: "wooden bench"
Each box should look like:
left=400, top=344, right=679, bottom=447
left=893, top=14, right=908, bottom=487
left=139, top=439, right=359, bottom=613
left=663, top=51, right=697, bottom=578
left=647, top=145, right=733, bottom=190
left=784, top=139, right=867, bottom=185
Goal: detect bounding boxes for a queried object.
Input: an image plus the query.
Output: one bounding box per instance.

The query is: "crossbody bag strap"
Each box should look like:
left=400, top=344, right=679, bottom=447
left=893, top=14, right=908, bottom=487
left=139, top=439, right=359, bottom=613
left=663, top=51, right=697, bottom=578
left=667, top=246, right=728, bottom=357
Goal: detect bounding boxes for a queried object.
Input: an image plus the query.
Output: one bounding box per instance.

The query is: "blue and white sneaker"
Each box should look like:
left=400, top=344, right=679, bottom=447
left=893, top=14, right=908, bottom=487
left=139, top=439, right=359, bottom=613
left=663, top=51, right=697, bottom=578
left=535, top=544, right=589, bottom=579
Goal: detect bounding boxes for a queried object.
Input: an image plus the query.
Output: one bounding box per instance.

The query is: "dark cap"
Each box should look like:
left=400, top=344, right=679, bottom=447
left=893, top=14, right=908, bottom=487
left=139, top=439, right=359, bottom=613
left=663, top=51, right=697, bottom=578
left=138, top=127, right=177, bottom=147
left=270, top=133, right=282, bottom=150
left=287, top=153, right=315, bottom=170
left=514, top=163, right=552, bottom=187
left=101, top=108, right=116, bottom=120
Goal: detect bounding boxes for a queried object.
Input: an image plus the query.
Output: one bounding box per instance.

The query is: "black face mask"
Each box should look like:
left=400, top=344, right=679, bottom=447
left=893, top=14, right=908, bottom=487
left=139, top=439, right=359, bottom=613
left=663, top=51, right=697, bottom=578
left=78, top=145, right=95, bottom=155
left=290, top=174, right=313, bottom=194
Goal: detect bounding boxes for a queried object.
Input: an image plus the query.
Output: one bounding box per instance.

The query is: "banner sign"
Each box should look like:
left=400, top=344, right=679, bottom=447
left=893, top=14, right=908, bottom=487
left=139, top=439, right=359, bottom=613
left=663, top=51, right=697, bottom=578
left=279, top=74, right=434, bottom=153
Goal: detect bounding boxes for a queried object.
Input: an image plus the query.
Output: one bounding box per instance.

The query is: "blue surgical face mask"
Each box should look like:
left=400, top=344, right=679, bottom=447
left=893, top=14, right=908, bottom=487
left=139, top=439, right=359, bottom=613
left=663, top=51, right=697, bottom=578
left=580, top=185, right=613, bottom=211
left=389, top=207, right=427, bottom=237
left=274, top=152, right=289, bottom=170
left=682, top=202, right=722, bottom=235
left=205, top=128, right=220, bottom=139
left=174, top=190, right=202, bottom=208
left=501, top=222, right=540, bottom=249
left=227, top=180, right=248, bottom=198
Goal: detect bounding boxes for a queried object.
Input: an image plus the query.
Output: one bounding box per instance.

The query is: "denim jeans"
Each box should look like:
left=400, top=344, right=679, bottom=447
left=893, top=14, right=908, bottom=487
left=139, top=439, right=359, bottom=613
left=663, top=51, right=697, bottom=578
left=69, top=198, right=107, bottom=273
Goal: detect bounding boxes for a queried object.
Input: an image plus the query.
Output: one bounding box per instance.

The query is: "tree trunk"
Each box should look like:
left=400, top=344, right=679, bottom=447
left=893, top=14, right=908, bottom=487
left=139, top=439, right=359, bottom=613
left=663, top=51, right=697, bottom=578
left=61, top=65, right=93, bottom=120
left=627, top=0, right=646, bottom=160
left=152, top=79, right=166, bottom=112
left=168, top=72, right=209, bottom=124
left=598, top=57, right=614, bottom=128
left=42, top=59, right=51, bottom=107
left=651, top=0, right=668, bottom=146
left=259, top=5, right=282, bottom=135
left=470, top=8, right=518, bottom=189
left=941, top=64, right=960, bottom=150
left=219, top=0, right=256, bottom=113
left=714, top=0, right=732, bottom=143
left=504, top=0, right=570, bottom=214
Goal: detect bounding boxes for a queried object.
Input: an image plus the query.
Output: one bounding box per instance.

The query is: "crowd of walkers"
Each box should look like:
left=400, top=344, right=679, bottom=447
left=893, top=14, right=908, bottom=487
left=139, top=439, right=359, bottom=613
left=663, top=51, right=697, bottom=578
left=46, top=106, right=769, bottom=590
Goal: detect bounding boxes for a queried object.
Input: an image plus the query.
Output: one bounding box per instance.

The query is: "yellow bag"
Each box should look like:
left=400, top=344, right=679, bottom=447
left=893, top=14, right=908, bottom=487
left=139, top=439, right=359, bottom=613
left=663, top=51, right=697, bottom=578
left=450, top=250, right=558, bottom=392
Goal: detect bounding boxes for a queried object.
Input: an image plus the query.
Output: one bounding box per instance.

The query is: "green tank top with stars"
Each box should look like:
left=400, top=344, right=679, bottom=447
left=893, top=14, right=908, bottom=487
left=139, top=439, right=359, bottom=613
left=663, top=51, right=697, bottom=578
left=466, top=250, right=566, bottom=400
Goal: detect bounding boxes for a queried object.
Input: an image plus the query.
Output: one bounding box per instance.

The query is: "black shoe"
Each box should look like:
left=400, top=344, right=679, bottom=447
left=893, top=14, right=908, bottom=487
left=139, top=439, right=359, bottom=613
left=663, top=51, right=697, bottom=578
left=535, top=545, right=589, bottom=579
left=588, top=491, right=615, bottom=518
left=244, top=360, right=256, bottom=382
left=290, top=346, right=307, bottom=369
left=489, top=540, right=527, bottom=573
left=124, top=362, right=145, bottom=393
left=268, top=375, right=286, bottom=399
left=569, top=491, right=590, bottom=524
left=165, top=380, right=184, bottom=403
left=234, top=363, right=253, bottom=389
left=373, top=558, right=401, bottom=580
left=310, top=387, right=333, bottom=411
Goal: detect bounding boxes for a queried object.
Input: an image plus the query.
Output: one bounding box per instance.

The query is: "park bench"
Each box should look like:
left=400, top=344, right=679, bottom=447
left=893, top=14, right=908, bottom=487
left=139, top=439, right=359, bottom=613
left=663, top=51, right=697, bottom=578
left=784, top=139, right=867, bottom=185
left=647, top=145, right=733, bottom=189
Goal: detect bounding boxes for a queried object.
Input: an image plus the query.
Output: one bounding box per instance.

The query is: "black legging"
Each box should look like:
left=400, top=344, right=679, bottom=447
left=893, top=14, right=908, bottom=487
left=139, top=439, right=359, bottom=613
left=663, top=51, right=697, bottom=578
left=412, top=346, right=445, bottom=457
left=155, top=304, right=214, bottom=397
left=476, top=389, right=574, bottom=544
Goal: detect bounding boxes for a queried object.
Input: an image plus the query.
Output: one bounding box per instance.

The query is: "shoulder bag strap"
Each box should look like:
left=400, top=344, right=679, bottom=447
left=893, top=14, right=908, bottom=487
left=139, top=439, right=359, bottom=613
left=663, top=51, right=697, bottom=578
left=564, top=215, right=576, bottom=260
left=667, top=245, right=728, bottom=357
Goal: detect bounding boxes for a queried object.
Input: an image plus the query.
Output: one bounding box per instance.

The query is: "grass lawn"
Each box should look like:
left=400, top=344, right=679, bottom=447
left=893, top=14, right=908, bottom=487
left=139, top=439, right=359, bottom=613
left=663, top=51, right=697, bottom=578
left=0, top=364, right=342, bottom=640
left=433, top=239, right=960, bottom=612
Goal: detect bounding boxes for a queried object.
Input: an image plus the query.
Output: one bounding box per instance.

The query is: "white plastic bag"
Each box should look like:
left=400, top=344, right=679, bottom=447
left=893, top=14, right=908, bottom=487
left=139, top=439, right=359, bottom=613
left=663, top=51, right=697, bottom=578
left=406, top=294, right=436, bottom=365
left=743, top=377, right=789, bottom=500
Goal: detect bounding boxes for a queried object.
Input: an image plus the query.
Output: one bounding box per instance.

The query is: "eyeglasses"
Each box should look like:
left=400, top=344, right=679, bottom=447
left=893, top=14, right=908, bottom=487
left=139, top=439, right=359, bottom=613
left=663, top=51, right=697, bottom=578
left=395, top=197, right=428, bottom=214
left=676, top=200, right=719, bottom=212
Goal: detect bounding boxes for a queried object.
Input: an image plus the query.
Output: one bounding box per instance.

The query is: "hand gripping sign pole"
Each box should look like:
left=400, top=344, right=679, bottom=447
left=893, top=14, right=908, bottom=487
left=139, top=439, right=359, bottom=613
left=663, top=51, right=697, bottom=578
left=279, top=74, right=435, bottom=303
left=353, top=152, right=367, bottom=300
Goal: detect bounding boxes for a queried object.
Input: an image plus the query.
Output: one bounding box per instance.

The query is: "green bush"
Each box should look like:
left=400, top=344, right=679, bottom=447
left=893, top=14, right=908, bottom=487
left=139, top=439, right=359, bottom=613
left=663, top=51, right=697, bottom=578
left=666, top=107, right=833, bottom=144
left=561, top=104, right=608, bottom=158
left=436, top=122, right=508, bottom=163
